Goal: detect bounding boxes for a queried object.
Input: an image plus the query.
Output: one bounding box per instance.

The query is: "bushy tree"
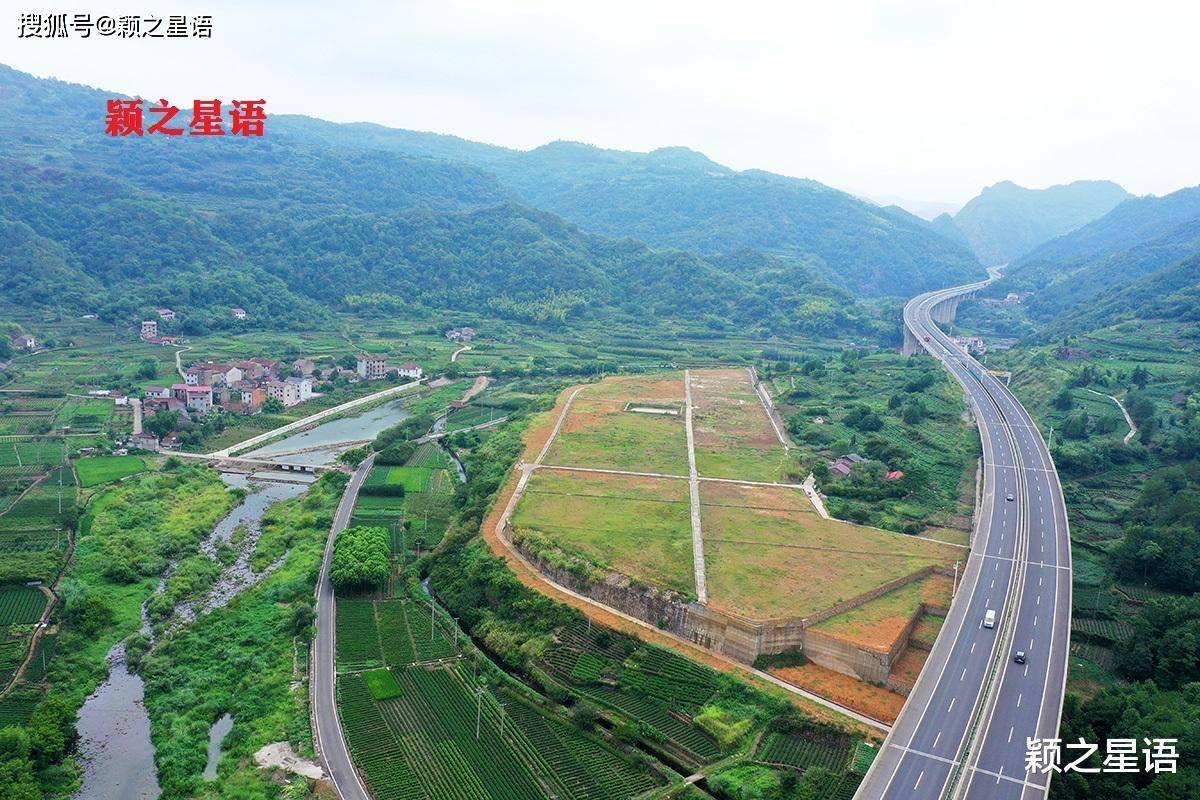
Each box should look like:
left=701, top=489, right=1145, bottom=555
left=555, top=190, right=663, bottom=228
left=329, top=526, right=390, bottom=591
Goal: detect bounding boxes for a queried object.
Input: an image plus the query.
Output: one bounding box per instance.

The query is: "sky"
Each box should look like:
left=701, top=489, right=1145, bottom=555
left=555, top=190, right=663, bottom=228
left=7, top=0, right=1200, bottom=214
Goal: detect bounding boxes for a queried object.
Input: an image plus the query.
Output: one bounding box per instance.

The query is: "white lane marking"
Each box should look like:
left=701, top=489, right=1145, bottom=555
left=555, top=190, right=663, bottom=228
left=933, top=731, right=942, bottom=749
left=1017, top=693, right=1022, bottom=708
left=971, top=642, right=976, bottom=654
left=960, top=668, right=967, bottom=681
left=1008, top=726, right=1014, bottom=743
left=915, top=770, right=924, bottom=790
left=948, top=698, right=955, bottom=712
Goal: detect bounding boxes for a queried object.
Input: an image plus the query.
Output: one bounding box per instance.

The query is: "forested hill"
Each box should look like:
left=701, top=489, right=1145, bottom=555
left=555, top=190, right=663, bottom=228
left=273, top=117, right=987, bottom=296
left=992, top=185, right=1200, bottom=334
left=949, top=179, right=1131, bottom=266
left=0, top=65, right=885, bottom=339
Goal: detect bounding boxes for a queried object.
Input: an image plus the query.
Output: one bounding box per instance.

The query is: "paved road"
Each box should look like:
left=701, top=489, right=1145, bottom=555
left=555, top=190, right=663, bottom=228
left=855, top=282, right=1071, bottom=799
left=311, top=454, right=375, bottom=800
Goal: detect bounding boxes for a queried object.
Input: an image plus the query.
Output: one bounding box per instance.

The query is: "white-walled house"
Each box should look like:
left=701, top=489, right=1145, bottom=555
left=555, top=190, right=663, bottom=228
left=397, top=362, right=423, bottom=379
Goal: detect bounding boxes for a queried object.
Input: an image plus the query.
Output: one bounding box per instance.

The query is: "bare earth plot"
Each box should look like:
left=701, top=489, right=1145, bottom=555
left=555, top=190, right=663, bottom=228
left=690, top=368, right=790, bottom=483
left=544, top=374, right=688, bottom=475
left=511, top=469, right=696, bottom=596
left=699, top=482, right=960, bottom=620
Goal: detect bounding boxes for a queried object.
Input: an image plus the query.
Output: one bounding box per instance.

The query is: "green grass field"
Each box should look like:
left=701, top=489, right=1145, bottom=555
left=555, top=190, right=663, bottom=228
left=512, top=469, right=696, bottom=596
left=545, top=374, right=689, bottom=475
left=74, top=455, right=148, bottom=488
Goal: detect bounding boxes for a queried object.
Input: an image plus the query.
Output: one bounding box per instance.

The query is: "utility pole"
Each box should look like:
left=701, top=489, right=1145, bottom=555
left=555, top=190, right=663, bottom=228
left=475, top=686, right=485, bottom=739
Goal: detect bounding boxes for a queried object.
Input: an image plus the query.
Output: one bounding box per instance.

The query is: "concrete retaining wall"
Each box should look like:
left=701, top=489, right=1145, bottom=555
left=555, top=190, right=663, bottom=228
left=510, top=524, right=951, bottom=684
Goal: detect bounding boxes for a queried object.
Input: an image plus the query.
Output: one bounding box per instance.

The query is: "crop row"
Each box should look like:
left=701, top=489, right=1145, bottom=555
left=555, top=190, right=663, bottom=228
left=338, top=674, right=424, bottom=799
left=336, top=599, right=383, bottom=671
left=756, top=730, right=853, bottom=773
left=0, top=585, right=47, bottom=626
left=1072, top=617, right=1135, bottom=643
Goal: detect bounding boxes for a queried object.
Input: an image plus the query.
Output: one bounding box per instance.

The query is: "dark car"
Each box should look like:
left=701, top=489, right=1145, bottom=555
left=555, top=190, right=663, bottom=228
left=1014, top=651, right=1027, bottom=664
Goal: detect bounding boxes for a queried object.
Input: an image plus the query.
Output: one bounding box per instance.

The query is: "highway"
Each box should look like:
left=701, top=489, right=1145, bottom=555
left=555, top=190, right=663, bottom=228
left=310, top=453, right=375, bottom=800
left=855, top=280, right=1071, bottom=799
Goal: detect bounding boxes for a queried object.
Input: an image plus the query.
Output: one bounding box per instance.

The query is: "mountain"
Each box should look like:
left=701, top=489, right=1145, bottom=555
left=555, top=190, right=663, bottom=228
left=970, top=185, right=1200, bottom=338
left=951, top=180, right=1131, bottom=265
left=273, top=117, right=985, bottom=296
left=0, top=65, right=881, bottom=339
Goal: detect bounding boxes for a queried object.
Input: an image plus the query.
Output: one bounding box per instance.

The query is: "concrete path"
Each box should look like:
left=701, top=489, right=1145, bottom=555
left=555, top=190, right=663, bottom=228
left=450, top=345, right=472, bottom=362
left=749, top=367, right=791, bottom=449
left=1086, top=388, right=1137, bottom=445
left=802, top=473, right=830, bottom=519
left=683, top=370, right=708, bottom=604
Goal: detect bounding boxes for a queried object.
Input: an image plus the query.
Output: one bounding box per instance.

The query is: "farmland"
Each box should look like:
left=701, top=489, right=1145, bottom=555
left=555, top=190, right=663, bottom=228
left=701, top=483, right=959, bottom=620
left=544, top=374, right=688, bottom=474
left=352, top=445, right=457, bottom=554
left=511, top=470, right=696, bottom=595
left=690, top=368, right=791, bottom=482
left=73, top=454, right=148, bottom=487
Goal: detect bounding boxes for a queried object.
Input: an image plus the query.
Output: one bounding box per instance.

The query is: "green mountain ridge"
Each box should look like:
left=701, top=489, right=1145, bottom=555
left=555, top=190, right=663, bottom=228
left=0, top=64, right=886, bottom=339
left=271, top=114, right=984, bottom=296
left=951, top=179, right=1131, bottom=266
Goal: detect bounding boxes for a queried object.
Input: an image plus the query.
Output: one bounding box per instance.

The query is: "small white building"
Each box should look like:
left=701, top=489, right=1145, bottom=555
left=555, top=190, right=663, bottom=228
left=397, top=362, right=423, bottom=380
left=156, top=308, right=176, bottom=321
left=285, top=375, right=314, bottom=401
left=144, top=386, right=171, bottom=399
left=231, top=307, right=247, bottom=320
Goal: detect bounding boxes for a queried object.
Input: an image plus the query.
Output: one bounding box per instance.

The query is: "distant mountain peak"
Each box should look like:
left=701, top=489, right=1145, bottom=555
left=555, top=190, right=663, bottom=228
left=953, top=179, right=1132, bottom=265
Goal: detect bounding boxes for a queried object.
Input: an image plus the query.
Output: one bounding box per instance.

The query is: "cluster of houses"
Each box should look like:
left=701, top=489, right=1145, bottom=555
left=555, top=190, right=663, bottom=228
left=444, top=326, right=476, bottom=343
left=980, top=291, right=1033, bottom=310
left=141, top=353, right=424, bottom=422
left=828, top=452, right=904, bottom=482
left=144, top=357, right=317, bottom=418
left=951, top=335, right=988, bottom=356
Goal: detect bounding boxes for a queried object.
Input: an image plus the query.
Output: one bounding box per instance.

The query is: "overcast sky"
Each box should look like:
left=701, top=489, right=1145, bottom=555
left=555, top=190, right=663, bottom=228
left=7, top=0, right=1200, bottom=213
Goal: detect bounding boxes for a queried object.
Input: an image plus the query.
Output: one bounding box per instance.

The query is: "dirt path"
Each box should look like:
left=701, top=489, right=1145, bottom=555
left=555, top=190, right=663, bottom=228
left=460, top=375, right=489, bottom=402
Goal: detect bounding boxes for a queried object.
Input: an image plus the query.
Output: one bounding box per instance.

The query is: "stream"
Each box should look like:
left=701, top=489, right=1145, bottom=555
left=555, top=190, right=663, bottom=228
left=71, top=390, right=455, bottom=798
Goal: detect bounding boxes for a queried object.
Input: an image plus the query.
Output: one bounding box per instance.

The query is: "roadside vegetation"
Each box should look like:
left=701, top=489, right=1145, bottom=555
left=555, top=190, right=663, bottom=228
left=766, top=350, right=978, bottom=536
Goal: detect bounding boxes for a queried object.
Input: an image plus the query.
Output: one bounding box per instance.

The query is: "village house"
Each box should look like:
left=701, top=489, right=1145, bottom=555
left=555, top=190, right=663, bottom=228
left=185, top=362, right=243, bottom=387
left=220, top=380, right=265, bottom=413
left=292, top=358, right=316, bottom=377
left=9, top=333, right=36, bottom=350
left=829, top=453, right=866, bottom=477
left=132, top=432, right=160, bottom=452
left=171, top=383, right=213, bottom=414
left=156, top=308, right=176, bottom=321
left=265, top=379, right=301, bottom=407
left=285, top=375, right=315, bottom=401
left=396, top=362, right=423, bottom=379
left=1056, top=346, right=1091, bottom=361
left=357, top=354, right=388, bottom=380
left=141, top=320, right=158, bottom=339
left=231, top=307, right=247, bottom=320
left=885, top=469, right=905, bottom=482
left=144, top=386, right=171, bottom=399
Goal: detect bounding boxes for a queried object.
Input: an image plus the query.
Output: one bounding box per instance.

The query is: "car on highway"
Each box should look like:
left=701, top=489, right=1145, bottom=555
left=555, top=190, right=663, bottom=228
left=1006, top=492, right=1015, bottom=501
left=1014, top=651, right=1027, bottom=665
left=984, top=609, right=997, bottom=629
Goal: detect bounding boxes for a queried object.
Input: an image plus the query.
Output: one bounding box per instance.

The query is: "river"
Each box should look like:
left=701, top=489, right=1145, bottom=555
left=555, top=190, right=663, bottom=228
left=240, top=397, right=413, bottom=466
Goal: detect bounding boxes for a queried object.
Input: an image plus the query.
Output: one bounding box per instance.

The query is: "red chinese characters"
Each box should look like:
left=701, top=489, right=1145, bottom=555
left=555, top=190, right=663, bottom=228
left=104, top=98, right=266, bottom=136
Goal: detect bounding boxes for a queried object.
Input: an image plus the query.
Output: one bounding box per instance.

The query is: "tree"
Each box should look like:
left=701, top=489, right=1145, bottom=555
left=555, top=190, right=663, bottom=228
left=329, top=526, right=390, bottom=591
left=262, top=397, right=284, bottom=414
left=144, top=409, right=180, bottom=438
left=1053, top=386, right=1075, bottom=411
left=901, top=398, right=927, bottom=425
left=135, top=358, right=158, bottom=380
left=1131, top=364, right=1151, bottom=389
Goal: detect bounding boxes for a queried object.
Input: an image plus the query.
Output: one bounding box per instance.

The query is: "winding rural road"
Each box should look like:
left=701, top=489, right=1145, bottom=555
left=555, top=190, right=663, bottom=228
left=311, top=453, right=375, bottom=800
left=855, top=280, right=1071, bottom=799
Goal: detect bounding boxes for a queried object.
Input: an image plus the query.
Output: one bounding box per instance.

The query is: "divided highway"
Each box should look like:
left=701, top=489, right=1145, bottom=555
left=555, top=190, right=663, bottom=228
left=855, top=281, right=1071, bottom=799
